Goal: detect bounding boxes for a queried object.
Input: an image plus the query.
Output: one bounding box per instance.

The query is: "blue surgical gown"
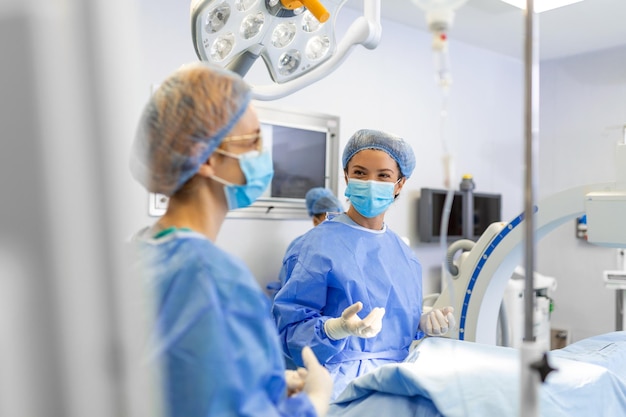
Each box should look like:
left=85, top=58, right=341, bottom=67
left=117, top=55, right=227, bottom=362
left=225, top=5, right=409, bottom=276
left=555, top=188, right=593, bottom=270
left=272, top=214, right=424, bottom=400
left=130, top=228, right=316, bottom=417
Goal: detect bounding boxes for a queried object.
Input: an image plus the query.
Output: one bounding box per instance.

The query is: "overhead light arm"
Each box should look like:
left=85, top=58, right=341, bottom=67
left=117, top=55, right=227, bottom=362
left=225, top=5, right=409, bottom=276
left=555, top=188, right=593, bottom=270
left=280, top=0, right=330, bottom=23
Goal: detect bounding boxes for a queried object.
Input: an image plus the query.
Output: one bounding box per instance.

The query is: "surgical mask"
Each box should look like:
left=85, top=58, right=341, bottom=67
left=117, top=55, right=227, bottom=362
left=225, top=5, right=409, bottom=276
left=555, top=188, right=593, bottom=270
left=344, top=178, right=399, bottom=218
left=211, top=149, right=274, bottom=210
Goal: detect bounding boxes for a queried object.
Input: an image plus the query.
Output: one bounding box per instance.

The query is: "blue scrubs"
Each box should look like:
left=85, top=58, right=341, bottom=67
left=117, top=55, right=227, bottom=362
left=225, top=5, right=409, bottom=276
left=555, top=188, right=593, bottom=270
left=278, top=234, right=304, bottom=288
left=131, top=228, right=316, bottom=417
left=272, top=214, right=424, bottom=400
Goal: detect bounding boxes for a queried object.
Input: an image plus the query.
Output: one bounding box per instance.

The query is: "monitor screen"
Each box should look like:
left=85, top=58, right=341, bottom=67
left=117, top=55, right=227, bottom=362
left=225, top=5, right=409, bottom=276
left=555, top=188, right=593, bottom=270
left=417, top=188, right=502, bottom=242
left=263, top=124, right=327, bottom=199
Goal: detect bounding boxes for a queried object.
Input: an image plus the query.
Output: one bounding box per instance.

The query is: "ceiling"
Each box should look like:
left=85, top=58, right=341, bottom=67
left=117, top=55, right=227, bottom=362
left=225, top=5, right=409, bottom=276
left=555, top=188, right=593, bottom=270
left=345, top=0, right=626, bottom=61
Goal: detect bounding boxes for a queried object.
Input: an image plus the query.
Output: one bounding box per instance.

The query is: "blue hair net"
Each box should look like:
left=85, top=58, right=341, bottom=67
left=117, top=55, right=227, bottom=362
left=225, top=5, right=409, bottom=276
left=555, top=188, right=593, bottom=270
left=130, top=62, right=251, bottom=196
left=342, top=129, right=416, bottom=178
left=305, top=187, right=344, bottom=217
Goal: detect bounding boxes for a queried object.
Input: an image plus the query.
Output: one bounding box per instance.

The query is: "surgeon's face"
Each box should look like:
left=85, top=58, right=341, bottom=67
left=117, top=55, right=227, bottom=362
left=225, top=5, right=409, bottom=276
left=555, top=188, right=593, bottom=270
left=345, top=149, right=404, bottom=187
left=213, top=104, right=262, bottom=185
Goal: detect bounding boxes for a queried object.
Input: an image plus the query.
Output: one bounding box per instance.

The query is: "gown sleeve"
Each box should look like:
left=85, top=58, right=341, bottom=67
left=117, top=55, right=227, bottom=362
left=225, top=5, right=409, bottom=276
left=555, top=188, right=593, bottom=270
left=151, top=242, right=317, bottom=417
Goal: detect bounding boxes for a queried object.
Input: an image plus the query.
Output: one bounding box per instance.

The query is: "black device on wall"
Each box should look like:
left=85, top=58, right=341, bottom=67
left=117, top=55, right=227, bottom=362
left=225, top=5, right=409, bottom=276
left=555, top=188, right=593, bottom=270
left=417, top=188, right=502, bottom=243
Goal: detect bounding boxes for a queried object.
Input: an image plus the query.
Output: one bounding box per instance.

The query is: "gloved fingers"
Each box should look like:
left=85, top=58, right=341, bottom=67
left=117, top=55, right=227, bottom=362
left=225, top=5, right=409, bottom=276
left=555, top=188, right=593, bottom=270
left=358, top=307, right=385, bottom=337
left=442, top=306, right=456, bottom=331
left=341, top=301, right=363, bottom=320
left=359, top=325, right=382, bottom=338
left=445, top=311, right=456, bottom=331
left=301, top=346, right=333, bottom=417
left=436, top=306, right=456, bottom=333
left=285, top=369, right=306, bottom=395
left=432, top=308, right=447, bottom=334
left=301, top=345, right=321, bottom=370
left=359, top=307, right=385, bottom=329
left=285, top=369, right=298, bottom=382
left=425, top=307, right=457, bottom=335
left=296, top=367, right=308, bottom=380
left=421, top=309, right=444, bottom=336
left=442, top=306, right=455, bottom=315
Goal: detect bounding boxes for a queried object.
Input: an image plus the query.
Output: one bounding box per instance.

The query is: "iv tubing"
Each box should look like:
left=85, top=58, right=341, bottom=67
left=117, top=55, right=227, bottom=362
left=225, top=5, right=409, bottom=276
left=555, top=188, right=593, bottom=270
left=438, top=93, right=455, bottom=289
left=429, top=14, right=467, bottom=416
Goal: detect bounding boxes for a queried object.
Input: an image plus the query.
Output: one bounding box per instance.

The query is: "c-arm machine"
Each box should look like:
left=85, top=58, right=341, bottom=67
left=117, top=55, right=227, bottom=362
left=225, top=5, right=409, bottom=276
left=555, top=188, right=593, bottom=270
left=432, top=142, right=626, bottom=345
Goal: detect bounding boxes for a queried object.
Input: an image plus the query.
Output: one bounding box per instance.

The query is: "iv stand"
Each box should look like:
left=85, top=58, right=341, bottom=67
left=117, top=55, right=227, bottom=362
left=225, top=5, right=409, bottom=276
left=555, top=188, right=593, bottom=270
left=520, top=1, right=556, bottom=416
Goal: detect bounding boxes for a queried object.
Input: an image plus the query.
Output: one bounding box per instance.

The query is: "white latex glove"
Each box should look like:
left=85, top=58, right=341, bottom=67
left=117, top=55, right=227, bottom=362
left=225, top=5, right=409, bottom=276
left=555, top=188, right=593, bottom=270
left=301, top=346, right=333, bottom=417
left=419, top=306, right=456, bottom=336
left=285, top=368, right=307, bottom=397
left=323, top=301, right=385, bottom=341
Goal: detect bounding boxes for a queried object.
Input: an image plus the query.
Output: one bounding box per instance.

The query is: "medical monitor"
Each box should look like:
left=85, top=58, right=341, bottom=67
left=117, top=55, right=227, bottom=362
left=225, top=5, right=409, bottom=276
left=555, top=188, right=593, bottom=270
left=417, top=188, right=502, bottom=242
left=148, top=103, right=340, bottom=219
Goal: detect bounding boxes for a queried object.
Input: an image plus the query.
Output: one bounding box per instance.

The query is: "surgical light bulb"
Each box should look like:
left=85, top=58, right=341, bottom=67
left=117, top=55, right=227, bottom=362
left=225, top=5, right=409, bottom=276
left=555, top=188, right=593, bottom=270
left=305, top=35, right=330, bottom=60
left=205, top=2, right=231, bottom=34
left=234, top=0, right=257, bottom=12
left=240, top=12, right=264, bottom=39
left=271, top=22, right=297, bottom=48
left=210, top=33, right=236, bottom=61
left=278, top=50, right=301, bottom=75
left=302, top=10, right=322, bottom=32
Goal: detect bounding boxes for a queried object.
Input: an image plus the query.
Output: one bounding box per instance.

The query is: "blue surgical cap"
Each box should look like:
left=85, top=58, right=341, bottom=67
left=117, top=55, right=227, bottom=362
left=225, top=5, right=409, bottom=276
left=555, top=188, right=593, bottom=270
left=305, top=187, right=344, bottom=217
left=130, top=62, right=251, bottom=196
left=342, top=129, right=416, bottom=178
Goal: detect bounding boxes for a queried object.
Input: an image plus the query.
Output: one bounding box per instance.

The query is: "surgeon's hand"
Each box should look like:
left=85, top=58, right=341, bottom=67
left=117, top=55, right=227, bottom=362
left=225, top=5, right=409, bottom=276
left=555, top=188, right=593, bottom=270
left=301, top=346, right=332, bottom=417
left=285, top=368, right=307, bottom=396
left=324, top=301, right=385, bottom=341
left=420, top=306, right=456, bottom=336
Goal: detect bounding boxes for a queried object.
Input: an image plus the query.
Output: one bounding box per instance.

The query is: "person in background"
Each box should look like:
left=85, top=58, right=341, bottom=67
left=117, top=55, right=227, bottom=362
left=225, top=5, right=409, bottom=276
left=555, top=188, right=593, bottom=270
left=305, top=187, right=345, bottom=227
left=268, top=187, right=345, bottom=297
left=128, top=62, right=332, bottom=417
left=272, top=129, right=455, bottom=400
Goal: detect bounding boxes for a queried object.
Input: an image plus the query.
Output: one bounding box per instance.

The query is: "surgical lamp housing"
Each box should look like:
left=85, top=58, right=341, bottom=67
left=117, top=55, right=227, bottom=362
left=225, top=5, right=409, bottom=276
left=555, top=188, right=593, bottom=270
left=191, top=0, right=345, bottom=84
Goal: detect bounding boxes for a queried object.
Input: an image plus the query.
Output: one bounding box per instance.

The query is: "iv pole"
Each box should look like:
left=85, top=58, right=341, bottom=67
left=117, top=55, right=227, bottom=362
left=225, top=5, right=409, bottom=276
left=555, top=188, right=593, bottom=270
left=520, top=1, right=556, bottom=416
left=520, top=0, right=539, bottom=414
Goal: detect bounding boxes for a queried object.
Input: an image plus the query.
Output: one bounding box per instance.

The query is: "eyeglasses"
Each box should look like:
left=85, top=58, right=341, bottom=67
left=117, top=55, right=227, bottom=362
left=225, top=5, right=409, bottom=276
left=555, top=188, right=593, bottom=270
left=222, top=131, right=262, bottom=142
left=222, top=131, right=263, bottom=151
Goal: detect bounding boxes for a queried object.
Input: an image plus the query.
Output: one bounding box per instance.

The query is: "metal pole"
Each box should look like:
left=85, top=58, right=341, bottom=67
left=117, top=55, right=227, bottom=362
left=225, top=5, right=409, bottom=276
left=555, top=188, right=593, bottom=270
left=520, top=0, right=541, bottom=416
left=460, top=175, right=476, bottom=240
left=523, top=0, right=539, bottom=347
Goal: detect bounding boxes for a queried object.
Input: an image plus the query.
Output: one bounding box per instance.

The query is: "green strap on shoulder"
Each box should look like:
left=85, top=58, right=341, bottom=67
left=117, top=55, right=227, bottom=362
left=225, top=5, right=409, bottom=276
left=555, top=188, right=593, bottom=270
left=153, top=226, right=192, bottom=239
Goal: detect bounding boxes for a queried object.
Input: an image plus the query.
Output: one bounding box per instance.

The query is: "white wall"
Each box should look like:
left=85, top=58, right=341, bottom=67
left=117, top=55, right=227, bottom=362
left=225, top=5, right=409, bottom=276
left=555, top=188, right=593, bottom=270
left=537, top=46, right=626, bottom=342
left=132, top=0, right=525, bottom=301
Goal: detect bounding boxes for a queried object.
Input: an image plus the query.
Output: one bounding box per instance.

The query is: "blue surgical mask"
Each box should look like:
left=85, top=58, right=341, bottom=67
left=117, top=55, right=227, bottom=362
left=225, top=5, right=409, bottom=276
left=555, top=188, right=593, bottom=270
left=344, top=178, right=398, bottom=218
left=211, top=149, right=274, bottom=210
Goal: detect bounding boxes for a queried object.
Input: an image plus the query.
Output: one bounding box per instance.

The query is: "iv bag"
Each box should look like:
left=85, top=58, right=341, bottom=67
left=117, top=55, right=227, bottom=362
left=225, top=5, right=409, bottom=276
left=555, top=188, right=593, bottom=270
left=410, top=0, right=469, bottom=31
left=411, top=0, right=468, bottom=12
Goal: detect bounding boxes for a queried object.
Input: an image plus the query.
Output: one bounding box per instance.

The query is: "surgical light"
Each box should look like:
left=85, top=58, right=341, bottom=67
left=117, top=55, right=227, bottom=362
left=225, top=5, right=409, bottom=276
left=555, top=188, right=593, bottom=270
left=500, top=0, right=584, bottom=13
left=191, top=0, right=382, bottom=100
